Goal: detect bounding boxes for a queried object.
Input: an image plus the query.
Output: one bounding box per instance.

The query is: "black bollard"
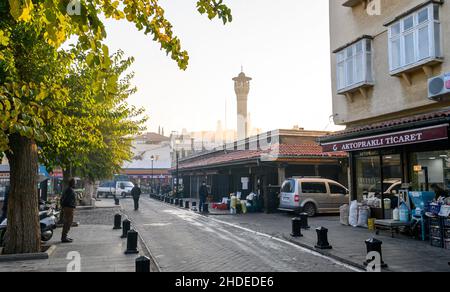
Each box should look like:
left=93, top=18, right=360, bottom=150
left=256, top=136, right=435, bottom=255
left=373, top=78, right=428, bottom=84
left=179, top=199, right=184, bottom=208
left=113, top=214, right=122, bottom=230
left=291, top=218, right=303, bottom=237
left=192, top=201, right=197, bottom=208
left=121, top=219, right=131, bottom=239
left=315, top=226, right=332, bottom=249
left=364, top=238, right=388, bottom=268
left=185, top=200, right=190, bottom=209
left=174, top=198, right=178, bottom=205
left=202, top=203, right=209, bottom=214
left=299, top=213, right=310, bottom=229
left=135, top=256, right=151, bottom=272
left=125, top=229, right=139, bottom=254
left=114, top=197, right=120, bottom=206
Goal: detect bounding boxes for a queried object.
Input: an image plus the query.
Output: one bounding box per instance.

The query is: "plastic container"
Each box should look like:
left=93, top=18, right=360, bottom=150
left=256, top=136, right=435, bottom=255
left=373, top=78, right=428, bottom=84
left=383, top=198, right=391, bottom=210
left=393, top=208, right=400, bottom=221
left=368, top=218, right=375, bottom=231
left=399, top=202, right=410, bottom=223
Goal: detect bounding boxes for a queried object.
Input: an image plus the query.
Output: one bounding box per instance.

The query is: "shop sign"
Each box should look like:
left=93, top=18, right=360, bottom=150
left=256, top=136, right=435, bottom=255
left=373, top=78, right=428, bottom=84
left=322, top=124, right=448, bottom=152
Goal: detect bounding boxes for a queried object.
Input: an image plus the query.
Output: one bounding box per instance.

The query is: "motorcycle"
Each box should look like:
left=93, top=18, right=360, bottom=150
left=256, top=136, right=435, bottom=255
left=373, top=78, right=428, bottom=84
left=0, top=208, right=59, bottom=245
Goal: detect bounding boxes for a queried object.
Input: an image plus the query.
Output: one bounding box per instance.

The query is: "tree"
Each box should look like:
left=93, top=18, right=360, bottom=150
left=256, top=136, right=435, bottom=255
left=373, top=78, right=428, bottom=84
left=40, top=49, right=146, bottom=190
left=0, top=0, right=232, bottom=254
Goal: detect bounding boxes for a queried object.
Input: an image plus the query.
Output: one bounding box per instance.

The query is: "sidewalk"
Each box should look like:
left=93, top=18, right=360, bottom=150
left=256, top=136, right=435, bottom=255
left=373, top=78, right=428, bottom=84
left=0, top=208, right=150, bottom=272
left=213, top=212, right=450, bottom=272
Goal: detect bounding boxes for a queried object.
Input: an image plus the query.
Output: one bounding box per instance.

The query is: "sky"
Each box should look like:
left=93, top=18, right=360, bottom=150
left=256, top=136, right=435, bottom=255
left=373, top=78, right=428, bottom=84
left=103, top=0, right=342, bottom=135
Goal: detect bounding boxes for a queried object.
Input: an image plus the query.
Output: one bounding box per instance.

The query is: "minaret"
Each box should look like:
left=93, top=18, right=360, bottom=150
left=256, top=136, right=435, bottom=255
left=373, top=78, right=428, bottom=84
left=233, top=69, right=252, bottom=141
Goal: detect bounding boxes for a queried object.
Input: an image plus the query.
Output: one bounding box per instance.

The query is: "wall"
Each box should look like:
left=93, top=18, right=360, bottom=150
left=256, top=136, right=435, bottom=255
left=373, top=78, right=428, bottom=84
left=330, top=0, right=450, bottom=126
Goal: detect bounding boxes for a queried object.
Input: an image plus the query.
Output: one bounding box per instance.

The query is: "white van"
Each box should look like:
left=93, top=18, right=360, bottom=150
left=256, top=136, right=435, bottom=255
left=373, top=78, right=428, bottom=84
left=278, top=178, right=349, bottom=217
left=97, top=181, right=134, bottom=198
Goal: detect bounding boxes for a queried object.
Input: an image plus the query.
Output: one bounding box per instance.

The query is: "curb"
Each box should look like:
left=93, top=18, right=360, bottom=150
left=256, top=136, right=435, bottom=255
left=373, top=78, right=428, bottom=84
left=280, top=234, right=371, bottom=272
left=119, top=208, right=162, bottom=272
left=0, top=245, right=57, bottom=263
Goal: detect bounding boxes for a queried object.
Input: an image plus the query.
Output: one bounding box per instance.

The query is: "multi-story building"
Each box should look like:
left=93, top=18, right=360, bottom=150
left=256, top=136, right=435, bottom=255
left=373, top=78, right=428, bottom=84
left=321, top=0, right=450, bottom=217
left=121, top=132, right=172, bottom=189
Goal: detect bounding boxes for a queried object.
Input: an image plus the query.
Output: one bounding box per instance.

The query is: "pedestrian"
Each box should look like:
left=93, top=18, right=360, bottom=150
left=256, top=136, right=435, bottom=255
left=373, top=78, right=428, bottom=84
left=131, top=184, right=142, bottom=211
left=0, top=186, right=9, bottom=223
left=199, top=181, right=208, bottom=213
left=61, top=178, right=77, bottom=243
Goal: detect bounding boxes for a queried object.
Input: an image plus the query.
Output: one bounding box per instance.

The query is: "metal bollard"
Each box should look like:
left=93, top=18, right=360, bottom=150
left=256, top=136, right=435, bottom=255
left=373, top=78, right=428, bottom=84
left=364, top=238, right=388, bottom=268
left=202, top=203, right=209, bottom=214
left=315, top=226, right=332, bottom=249
left=113, top=214, right=122, bottom=230
left=121, top=219, right=131, bottom=239
left=125, top=229, right=139, bottom=254
left=135, top=256, right=151, bottom=272
left=299, top=213, right=310, bottom=229
left=291, top=218, right=303, bottom=237
left=179, top=199, right=184, bottom=208
left=192, top=201, right=197, bottom=208
left=114, top=197, right=120, bottom=206
left=185, top=200, right=190, bottom=209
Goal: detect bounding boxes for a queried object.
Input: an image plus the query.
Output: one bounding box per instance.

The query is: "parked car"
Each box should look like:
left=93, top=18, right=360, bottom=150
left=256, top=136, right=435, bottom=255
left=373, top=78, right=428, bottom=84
left=97, top=181, right=134, bottom=198
left=278, top=177, right=349, bottom=217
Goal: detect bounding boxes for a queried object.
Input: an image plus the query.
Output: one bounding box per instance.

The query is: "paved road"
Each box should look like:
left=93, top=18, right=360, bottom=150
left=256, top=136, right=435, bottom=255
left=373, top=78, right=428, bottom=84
left=122, top=197, right=359, bottom=272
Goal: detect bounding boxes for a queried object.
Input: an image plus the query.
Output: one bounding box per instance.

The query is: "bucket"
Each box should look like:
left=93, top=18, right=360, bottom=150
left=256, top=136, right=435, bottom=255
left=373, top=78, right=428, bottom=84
left=368, top=218, right=376, bottom=231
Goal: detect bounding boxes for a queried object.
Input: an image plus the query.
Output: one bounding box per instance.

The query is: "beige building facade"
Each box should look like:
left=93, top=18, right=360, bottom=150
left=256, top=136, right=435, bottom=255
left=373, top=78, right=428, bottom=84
left=321, top=0, right=450, bottom=222
left=330, top=0, right=450, bottom=126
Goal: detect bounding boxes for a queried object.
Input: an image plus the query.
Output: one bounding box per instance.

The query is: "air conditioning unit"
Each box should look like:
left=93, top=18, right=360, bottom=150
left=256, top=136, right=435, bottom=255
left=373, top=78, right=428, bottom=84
left=428, top=72, right=450, bottom=101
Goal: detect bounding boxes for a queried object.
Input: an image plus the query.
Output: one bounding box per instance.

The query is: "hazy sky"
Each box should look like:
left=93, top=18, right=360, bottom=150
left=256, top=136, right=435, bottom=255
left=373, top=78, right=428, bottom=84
left=103, top=0, right=342, bottom=134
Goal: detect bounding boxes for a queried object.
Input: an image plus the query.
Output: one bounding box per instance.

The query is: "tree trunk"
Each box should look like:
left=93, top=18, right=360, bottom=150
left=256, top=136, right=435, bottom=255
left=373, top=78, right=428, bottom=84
left=82, top=179, right=95, bottom=206
left=4, top=134, right=41, bottom=254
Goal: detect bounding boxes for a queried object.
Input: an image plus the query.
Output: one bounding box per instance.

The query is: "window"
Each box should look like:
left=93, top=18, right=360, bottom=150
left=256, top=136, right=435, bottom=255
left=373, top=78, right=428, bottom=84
left=388, top=4, right=442, bottom=73
left=329, top=183, right=347, bottom=195
left=281, top=179, right=295, bottom=193
left=410, top=150, right=450, bottom=193
left=301, top=182, right=327, bottom=194
left=336, top=38, right=373, bottom=92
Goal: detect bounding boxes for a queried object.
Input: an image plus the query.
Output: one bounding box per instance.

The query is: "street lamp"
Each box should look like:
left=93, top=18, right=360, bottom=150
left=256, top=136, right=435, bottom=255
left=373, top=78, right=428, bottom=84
left=174, top=139, right=181, bottom=198
left=151, top=155, right=155, bottom=195
left=176, top=151, right=179, bottom=197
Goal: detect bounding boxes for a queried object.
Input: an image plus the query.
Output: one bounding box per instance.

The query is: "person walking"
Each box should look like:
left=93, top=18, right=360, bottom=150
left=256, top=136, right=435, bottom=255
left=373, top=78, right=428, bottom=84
left=131, top=184, right=142, bottom=211
left=199, top=181, right=208, bottom=213
left=61, top=178, right=77, bottom=243
left=0, top=186, right=9, bottom=223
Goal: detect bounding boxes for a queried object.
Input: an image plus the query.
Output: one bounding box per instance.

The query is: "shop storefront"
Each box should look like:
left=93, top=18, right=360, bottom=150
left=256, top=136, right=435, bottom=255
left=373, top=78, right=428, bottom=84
left=320, top=110, right=450, bottom=221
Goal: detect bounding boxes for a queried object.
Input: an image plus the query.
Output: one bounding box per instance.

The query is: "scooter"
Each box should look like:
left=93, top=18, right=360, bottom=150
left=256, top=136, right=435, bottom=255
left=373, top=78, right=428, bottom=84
left=0, top=208, right=59, bottom=245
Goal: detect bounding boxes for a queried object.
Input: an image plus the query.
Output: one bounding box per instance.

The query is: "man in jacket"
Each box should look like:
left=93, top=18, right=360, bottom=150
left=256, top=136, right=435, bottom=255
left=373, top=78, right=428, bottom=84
left=61, top=178, right=77, bottom=243
left=131, top=184, right=142, bottom=211
left=199, top=181, right=208, bottom=213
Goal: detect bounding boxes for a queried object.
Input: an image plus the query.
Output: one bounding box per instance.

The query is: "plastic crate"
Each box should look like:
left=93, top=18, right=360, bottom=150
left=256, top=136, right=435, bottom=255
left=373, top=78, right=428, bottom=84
left=443, top=218, right=450, bottom=228
left=430, top=226, right=442, bottom=238
left=429, top=217, right=442, bottom=227
left=430, top=236, right=444, bottom=248
left=445, top=239, right=450, bottom=250
left=444, top=228, right=450, bottom=239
